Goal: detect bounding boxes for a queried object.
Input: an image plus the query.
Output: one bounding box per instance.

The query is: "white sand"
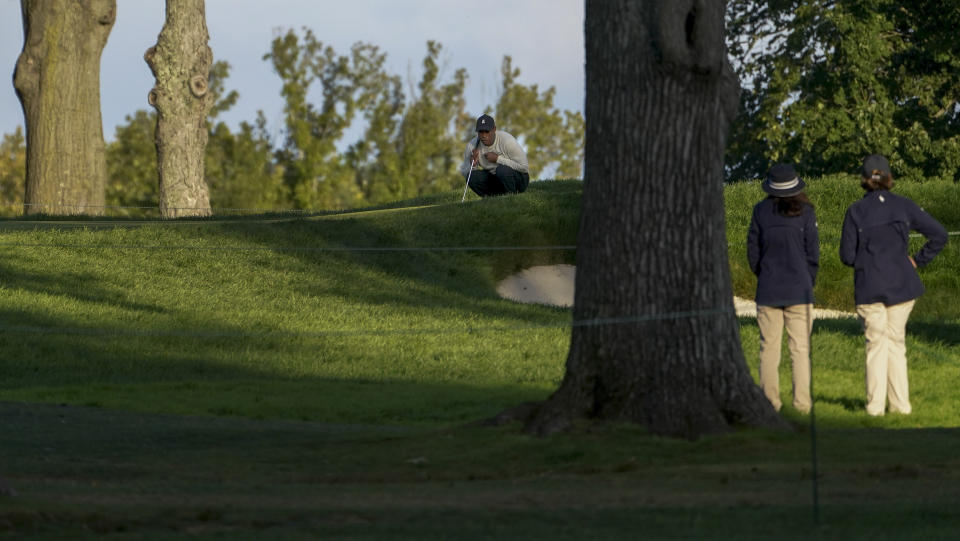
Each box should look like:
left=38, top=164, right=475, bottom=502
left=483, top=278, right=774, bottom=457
left=497, top=264, right=854, bottom=319
left=496, top=264, right=576, bottom=308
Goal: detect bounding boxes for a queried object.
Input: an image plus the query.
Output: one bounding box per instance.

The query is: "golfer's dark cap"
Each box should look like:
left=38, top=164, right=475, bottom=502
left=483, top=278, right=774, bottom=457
left=476, top=114, right=495, bottom=132
left=861, top=154, right=891, bottom=178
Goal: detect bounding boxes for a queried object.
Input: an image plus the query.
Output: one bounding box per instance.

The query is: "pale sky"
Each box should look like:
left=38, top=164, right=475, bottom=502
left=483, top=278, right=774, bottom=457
left=1, top=0, right=585, bottom=144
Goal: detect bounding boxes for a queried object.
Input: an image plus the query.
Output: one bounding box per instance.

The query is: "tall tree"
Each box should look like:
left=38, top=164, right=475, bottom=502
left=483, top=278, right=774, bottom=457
left=395, top=41, right=470, bottom=198
left=145, top=0, right=214, bottom=218
left=495, top=56, right=585, bottom=179
left=13, top=0, right=115, bottom=215
left=345, top=70, right=405, bottom=204
left=204, top=62, right=285, bottom=212
left=726, top=0, right=960, bottom=180
left=265, top=30, right=392, bottom=210
left=523, top=0, right=785, bottom=439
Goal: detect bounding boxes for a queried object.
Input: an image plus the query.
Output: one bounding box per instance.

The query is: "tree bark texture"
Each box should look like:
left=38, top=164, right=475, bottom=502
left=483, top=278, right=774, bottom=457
left=13, top=0, right=115, bottom=215
left=525, top=0, right=787, bottom=439
left=145, top=0, right=213, bottom=218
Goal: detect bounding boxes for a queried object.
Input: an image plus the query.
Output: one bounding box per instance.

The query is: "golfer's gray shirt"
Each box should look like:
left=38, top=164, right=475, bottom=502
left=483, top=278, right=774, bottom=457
left=459, top=130, right=529, bottom=177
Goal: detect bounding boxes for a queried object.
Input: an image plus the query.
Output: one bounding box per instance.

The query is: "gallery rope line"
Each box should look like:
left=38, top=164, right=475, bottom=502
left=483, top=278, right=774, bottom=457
left=0, top=307, right=732, bottom=341
left=16, top=201, right=316, bottom=214
left=0, top=241, right=577, bottom=253
left=2, top=236, right=954, bottom=253
left=10, top=199, right=467, bottom=217
left=727, top=232, right=959, bottom=243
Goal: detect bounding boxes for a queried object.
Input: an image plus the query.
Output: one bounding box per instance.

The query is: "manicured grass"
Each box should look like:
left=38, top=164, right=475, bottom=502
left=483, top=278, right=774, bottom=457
left=1, top=178, right=959, bottom=538
left=0, top=184, right=582, bottom=426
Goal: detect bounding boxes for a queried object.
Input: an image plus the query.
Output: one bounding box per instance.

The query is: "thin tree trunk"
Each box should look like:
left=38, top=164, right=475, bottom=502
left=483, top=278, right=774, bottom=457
left=145, top=0, right=213, bottom=218
left=13, top=0, right=115, bottom=216
left=524, top=0, right=787, bottom=439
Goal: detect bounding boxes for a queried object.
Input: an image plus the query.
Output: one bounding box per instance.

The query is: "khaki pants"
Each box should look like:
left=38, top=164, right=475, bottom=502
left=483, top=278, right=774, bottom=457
left=756, top=304, right=813, bottom=413
left=856, top=300, right=915, bottom=416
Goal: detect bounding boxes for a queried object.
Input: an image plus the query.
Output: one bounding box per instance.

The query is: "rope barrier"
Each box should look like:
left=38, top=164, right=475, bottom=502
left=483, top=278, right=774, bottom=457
left=0, top=307, right=732, bottom=340
left=16, top=202, right=315, bottom=214
left=0, top=242, right=577, bottom=253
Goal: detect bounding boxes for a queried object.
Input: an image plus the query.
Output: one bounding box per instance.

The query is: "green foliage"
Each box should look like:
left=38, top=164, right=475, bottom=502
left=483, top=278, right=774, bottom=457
left=105, top=110, right=158, bottom=213
left=264, top=29, right=395, bottom=209
left=205, top=114, right=286, bottom=212
left=395, top=41, right=470, bottom=198
left=0, top=127, right=25, bottom=217
left=726, top=0, right=960, bottom=181
left=344, top=63, right=405, bottom=204
left=206, top=59, right=239, bottom=120
left=495, top=56, right=585, bottom=179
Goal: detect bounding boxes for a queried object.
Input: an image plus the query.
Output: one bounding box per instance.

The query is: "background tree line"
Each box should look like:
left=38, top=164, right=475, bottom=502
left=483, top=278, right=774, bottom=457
left=5, top=2, right=960, bottom=217
left=1, top=29, right=584, bottom=216
left=726, top=0, right=960, bottom=181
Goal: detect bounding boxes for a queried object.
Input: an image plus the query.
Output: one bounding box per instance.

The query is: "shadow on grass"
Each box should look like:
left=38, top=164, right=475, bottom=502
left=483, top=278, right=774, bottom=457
left=807, top=314, right=960, bottom=350
left=0, top=259, right=166, bottom=315
left=0, top=300, right=555, bottom=428
left=205, top=183, right=581, bottom=328
left=907, top=318, right=960, bottom=347
left=815, top=393, right=866, bottom=413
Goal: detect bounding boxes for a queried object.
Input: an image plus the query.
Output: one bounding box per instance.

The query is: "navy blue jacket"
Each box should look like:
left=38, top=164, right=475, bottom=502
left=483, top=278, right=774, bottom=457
left=747, top=198, right=819, bottom=307
left=839, top=190, right=948, bottom=306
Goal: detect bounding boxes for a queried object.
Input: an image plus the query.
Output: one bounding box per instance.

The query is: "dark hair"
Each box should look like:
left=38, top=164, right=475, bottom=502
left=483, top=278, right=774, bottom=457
left=771, top=192, right=811, bottom=217
left=861, top=170, right=894, bottom=191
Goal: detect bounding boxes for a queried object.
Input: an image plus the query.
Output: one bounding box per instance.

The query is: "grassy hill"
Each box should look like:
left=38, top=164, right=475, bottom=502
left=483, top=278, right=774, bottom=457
left=2, top=179, right=959, bottom=539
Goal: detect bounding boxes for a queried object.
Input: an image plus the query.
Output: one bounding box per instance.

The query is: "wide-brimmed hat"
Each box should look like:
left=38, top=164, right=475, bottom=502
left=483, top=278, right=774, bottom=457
left=861, top=154, right=891, bottom=178
left=762, top=164, right=806, bottom=197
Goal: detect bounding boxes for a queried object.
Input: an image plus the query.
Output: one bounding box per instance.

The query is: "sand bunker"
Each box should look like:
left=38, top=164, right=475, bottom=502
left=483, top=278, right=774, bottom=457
left=497, top=265, right=853, bottom=319
left=496, top=264, right=576, bottom=308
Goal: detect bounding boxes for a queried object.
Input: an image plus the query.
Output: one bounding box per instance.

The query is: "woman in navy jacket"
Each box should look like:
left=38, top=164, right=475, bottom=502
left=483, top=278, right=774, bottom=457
left=747, top=164, right=819, bottom=414
left=840, top=154, right=947, bottom=416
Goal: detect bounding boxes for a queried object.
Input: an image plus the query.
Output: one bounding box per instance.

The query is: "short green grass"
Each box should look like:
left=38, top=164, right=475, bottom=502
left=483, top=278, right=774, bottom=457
left=1, top=178, right=959, bottom=539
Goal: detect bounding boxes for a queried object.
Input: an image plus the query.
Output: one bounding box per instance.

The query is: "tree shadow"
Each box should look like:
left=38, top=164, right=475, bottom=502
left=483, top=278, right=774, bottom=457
left=811, top=317, right=861, bottom=337
left=906, top=318, right=960, bottom=348
left=815, top=393, right=865, bottom=412
left=0, top=259, right=165, bottom=314
left=205, top=192, right=579, bottom=330
left=810, top=312, right=960, bottom=349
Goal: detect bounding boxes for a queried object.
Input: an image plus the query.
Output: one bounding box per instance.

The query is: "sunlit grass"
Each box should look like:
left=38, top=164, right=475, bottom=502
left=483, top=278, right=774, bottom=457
left=1, top=178, right=958, bottom=429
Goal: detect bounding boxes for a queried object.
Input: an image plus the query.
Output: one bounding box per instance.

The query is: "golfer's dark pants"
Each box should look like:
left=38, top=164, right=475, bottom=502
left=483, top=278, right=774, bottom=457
left=468, top=164, right=529, bottom=197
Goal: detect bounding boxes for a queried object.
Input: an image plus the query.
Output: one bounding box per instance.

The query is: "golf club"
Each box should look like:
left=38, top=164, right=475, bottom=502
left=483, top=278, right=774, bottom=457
left=461, top=137, right=481, bottom=203
left=461, top=158, right=476, bottom=203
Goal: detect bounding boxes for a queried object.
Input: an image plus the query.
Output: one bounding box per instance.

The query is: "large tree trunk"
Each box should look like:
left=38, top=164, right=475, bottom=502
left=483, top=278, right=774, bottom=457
left=145, top=0, right=212, bottom=218
left=13, top=0, right=115, bottom=216
left=524, top=0, right=787, bottom=439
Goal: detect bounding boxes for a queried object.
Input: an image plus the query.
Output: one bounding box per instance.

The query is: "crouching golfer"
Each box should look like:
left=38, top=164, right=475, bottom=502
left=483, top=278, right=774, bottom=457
left=840, top=154, right=947, bottom=416
left=460, top=114, right=529, bottom=197
left=747, top=164, right=819, bottom=414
